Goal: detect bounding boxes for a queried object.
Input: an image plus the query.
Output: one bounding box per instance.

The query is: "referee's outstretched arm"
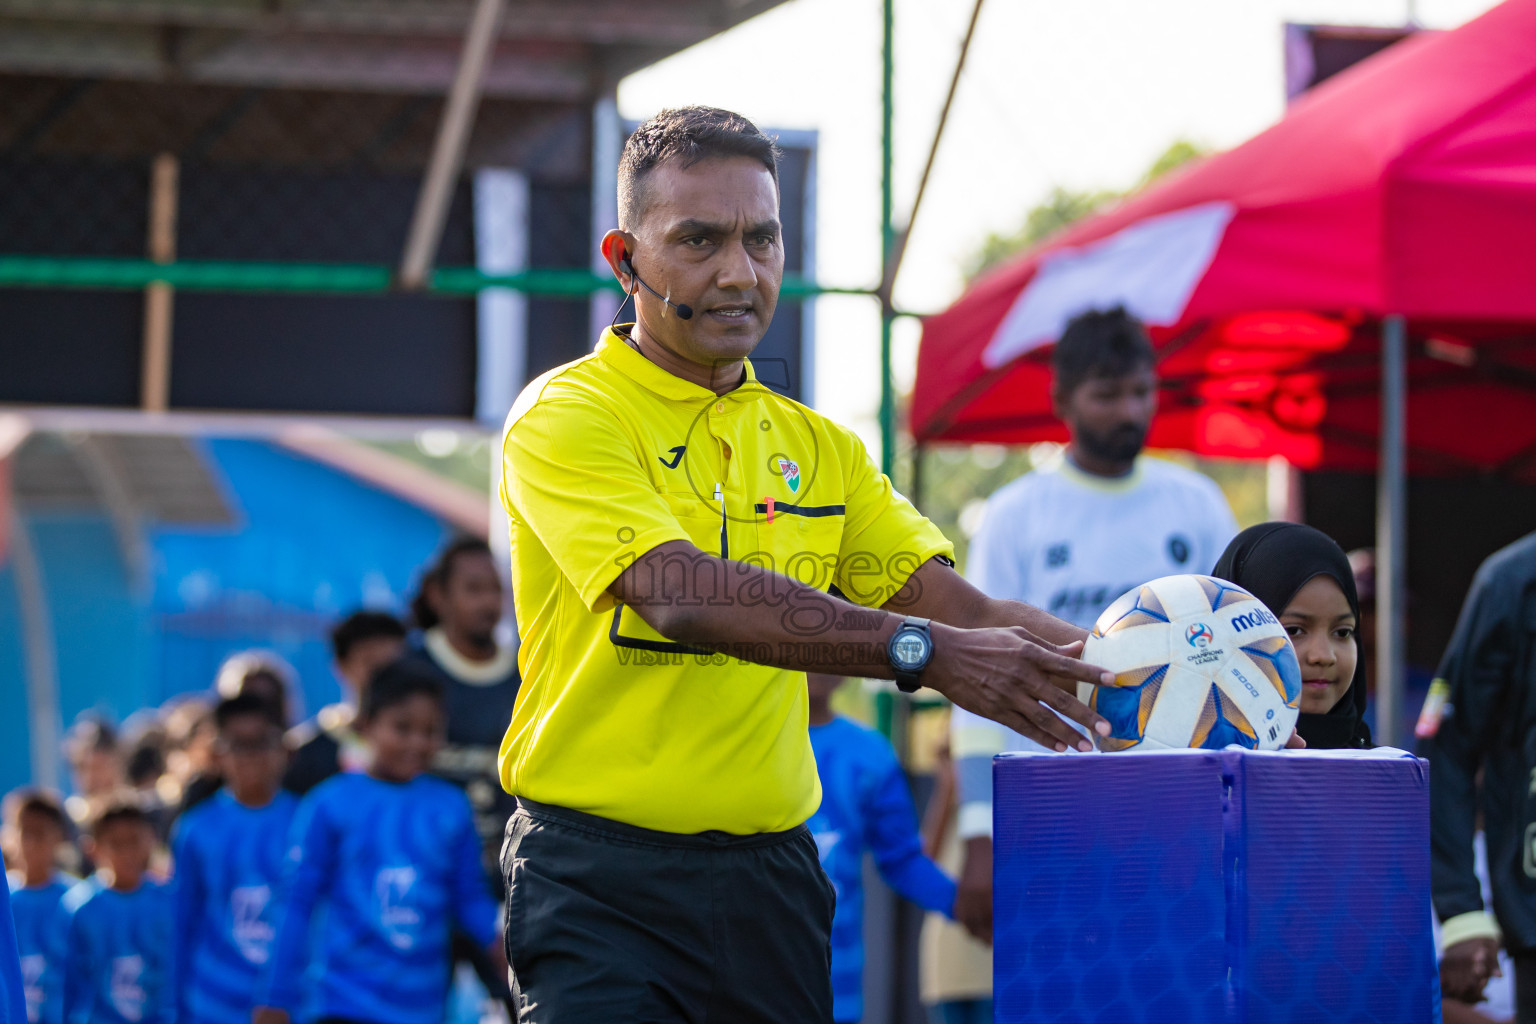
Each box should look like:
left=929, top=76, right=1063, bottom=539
left=611, top=539, right=1114, bottom=753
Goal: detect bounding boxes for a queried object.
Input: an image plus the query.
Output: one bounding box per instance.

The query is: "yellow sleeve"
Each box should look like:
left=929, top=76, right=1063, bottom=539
left=502, top=395, right=690, bottom=613
left=832, top=430, right=954, bottom=607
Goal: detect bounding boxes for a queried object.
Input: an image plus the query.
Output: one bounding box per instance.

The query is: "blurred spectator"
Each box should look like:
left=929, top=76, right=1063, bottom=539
left=918, top=733, right=993, bottom=1024
left=405, top=538, right=519, bottom=875
left=405, top=538, right=519, bottom=1015
left=184, top=653, right=301, bottom=817
left=1, top=874, right=26, bottom=1024
left=173, top=695, right=295, bottom=1024
left=63, top=797, right=175, bottom=1024
left=60, top=717, right=124, bottom=834
left=1434, top=832, right=1515, bottom=1024
left=253, top=660, right=502, bottom=1024
left=950, top=307, right=1237, bottom=942
left=118, top=714, right=173, bottom=841
left=214, top=652, right=300, bottom=730
left=158, top=697, right=216, bottom=810
left=284, top=611, right=406, bottom=795
left=1418, top=531, right=1536, bottom=1017
left=804, top=673, right=955, bottom=1024
left=122, top=744, right=165, bottom=793
left=5, top=789, right=74, bottom=1024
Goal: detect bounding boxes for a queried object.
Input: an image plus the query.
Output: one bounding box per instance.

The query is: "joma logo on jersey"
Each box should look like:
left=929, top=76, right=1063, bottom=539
left=1230, top=608, right=1279, bottom=632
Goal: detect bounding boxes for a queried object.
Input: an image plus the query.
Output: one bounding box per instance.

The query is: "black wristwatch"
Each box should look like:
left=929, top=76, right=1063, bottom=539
left=888, top=616, right=934, bottom=693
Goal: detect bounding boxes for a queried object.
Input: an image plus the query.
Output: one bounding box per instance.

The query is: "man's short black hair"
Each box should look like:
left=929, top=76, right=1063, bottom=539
left=331, top=610, right=406, bottom=663
left=1052, top=307, right=1157, bottom=394
left=214, top=693, right=284, bottom=734
left=360, top=658, right=445, bottom=722
left=9, top=788, right=66, bottom=832
left=618, top=106, right=780, bottom=230
left=410, top=537, right=493, bottom=630
left=89, top=795, right=155, bottom=838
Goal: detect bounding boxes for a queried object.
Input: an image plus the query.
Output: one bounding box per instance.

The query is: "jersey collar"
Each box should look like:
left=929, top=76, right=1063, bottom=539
left=423, top=627, right=517, bottom=686
left=1056, top=454, right=1146, bottom=493
left=599, top=327, right=767, bottom=404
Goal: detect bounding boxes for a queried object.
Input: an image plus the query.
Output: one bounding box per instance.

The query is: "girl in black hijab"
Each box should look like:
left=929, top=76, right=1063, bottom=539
left=1212, top=522, right=1373, bottom=749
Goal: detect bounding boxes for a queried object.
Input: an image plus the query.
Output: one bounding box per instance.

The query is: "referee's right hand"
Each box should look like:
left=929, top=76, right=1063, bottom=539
left=924, top=623, right=1112, bottom=753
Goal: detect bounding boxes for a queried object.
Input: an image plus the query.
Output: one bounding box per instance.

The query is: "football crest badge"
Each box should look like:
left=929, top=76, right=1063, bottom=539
left=777, top=457, right=800, bottom=493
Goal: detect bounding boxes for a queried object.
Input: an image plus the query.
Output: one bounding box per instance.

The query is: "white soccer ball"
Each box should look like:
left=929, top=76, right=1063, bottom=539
left=1082, top=574, right=1302, bottom=751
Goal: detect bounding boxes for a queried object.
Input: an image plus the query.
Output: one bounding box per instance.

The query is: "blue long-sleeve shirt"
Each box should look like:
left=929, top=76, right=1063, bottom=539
left=171, top=790, right=297, bottom=1024
left=61, top=878, right=176, bottom=1024
left=2, top=874, right=33, bottom=1024
left=808, top=716, right=956, bottom=1024
left=259, top=773, right=499, bottom=1024
left=7, top=873, right=72, bottom=1024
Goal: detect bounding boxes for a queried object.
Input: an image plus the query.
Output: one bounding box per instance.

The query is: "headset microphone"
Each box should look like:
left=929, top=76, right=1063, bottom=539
left=619, top=254, right=693, bottom=320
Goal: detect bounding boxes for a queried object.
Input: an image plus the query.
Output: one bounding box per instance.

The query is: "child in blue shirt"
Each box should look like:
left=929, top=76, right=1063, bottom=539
left=256, top=658, right=502, bottom=1024
left=6, top=790, right=74, bottom=1024
left=172, top=694, right=298, bottom=1024
left=4, top=875, right=28, bottom=1024
left=806, top=673, right=957, bottom=1024
left=62, top=799, right=175, bottom=1024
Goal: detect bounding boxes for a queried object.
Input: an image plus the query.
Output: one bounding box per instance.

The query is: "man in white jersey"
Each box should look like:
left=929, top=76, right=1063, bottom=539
left=950, top=307, right=1238, bottom=942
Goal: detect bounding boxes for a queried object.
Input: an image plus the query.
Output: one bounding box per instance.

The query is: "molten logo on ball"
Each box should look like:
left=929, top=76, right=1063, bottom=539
left=1186, top=623, right=1214, bottom=648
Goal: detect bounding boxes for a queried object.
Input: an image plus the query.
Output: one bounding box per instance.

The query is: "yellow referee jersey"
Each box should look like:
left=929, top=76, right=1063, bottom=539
left=497, top=329, right=953, bottom=834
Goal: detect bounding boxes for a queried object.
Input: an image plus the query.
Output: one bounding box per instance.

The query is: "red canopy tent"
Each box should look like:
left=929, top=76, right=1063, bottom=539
left=912, top=0, right=1536, bottom=745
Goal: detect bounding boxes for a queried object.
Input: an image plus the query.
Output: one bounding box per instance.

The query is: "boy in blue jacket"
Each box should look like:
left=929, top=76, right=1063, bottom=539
left=172, top=694, right=297, bottom=1024
left=6, top=790, right=74, bottom=1024
left=62, top=800, right=174, bottom=1024
left=255, top=658, right=502, bottom=1024
left=807, top=673, right=957, bottom=1024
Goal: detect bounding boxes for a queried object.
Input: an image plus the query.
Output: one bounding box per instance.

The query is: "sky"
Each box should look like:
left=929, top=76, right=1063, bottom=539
left=618, top=0, right=1501, bottom=447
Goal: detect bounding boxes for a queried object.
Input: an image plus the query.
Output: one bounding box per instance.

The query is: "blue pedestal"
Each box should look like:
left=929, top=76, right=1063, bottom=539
left=993, top=748, right=1435, bottom=1024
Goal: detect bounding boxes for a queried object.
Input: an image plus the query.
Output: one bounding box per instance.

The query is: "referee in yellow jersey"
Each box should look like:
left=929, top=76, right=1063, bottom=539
left=497, top=106, right=1114, bottom=1023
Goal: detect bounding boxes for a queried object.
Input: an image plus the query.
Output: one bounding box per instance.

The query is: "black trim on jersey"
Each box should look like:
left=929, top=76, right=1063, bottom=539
left=609, top=605, right=715, bottom=656
left=752, top=503, right=846, bottom=518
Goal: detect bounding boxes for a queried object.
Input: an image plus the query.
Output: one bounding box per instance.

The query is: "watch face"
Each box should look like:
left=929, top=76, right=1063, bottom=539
left=892, top=631, right=930, bottom=669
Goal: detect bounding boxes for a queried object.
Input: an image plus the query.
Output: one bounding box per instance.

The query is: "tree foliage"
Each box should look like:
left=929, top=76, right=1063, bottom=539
left=962, top=139, right=1209, bottom=284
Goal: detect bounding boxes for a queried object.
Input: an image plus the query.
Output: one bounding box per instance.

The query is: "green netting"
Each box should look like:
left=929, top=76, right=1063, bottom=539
left=0, top=256, right=866, bottom=300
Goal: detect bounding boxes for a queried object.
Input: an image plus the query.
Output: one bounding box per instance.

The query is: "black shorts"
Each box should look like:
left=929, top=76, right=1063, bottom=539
left=501, top=798, right=835, bottom=1024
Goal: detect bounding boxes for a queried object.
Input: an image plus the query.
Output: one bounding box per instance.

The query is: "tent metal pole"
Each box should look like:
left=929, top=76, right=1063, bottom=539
left=874, top=0, right=899, bottom=750
left=880, top=0, right=985, bottom=301
left=911, top=442, right=926, bottom=514
left=1376, top=314, right=1407, bottom=748
left=878, top=0, right=895, bottom=480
